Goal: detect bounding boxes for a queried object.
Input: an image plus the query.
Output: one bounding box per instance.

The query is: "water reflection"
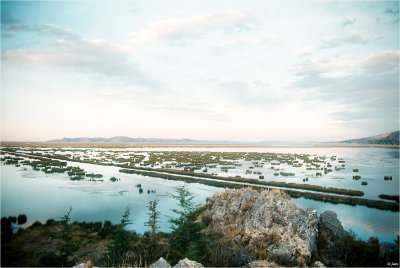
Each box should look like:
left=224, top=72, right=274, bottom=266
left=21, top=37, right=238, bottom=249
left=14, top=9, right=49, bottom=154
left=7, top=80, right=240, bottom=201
left=1, top=154, right=399, bottom=242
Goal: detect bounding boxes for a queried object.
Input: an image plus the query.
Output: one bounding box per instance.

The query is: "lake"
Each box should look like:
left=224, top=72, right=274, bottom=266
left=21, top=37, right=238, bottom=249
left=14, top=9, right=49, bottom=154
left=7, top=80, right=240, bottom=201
left=1, top=146, right=399, bottom=243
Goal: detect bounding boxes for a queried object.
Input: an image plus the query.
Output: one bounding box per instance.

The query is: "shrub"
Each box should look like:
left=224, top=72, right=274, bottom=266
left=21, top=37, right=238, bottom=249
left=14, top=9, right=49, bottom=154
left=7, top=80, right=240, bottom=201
left=46, top=219, right=56, bottom=225
left=17, top=214, right=27, bottom=225
left=37, top=252, right=63, bottom=267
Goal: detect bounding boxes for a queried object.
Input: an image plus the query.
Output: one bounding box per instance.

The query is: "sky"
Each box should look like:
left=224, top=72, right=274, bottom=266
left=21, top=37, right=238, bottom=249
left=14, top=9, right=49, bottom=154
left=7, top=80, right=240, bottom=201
left=1, top=0, right=399, bottom=142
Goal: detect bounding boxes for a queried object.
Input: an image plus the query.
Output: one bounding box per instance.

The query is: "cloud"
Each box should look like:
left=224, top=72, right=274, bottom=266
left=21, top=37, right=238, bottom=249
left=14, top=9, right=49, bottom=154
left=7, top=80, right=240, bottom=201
left=344, top=32, right=370, bottom=44
left=211, top=78, right=292, bottom=108
left=360, top=50, right=400, bottom=72
left=384, top=8, right=399, bottom=16
left=207, top=35, right=278, bottom=55
left=330, top=110, right=375, bottom=121
left=293, top=50, right=399, bottom=75
left=291, top=51, right=399, bottom=126
left=36, top=24, right=80, bottom=40
left=319, top=32, right=370, bottom=49
left=3, top=23, right=80, bottom=40
left=292, top=46, right=315, bottom=56
left=341, top=18, right=356, bottom=27
left=293, top=58, right=352, bottom=75
left=376, top=16, right=399, bottom=25
left=127, top=10, right=261, bottom=45
left=2, top=25, right=163, bottom=89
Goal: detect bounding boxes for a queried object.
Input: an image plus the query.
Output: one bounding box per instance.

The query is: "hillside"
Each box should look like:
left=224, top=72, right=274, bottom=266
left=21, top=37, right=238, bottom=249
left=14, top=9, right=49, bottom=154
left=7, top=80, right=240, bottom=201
left=341, top=131, right=399, bottom=145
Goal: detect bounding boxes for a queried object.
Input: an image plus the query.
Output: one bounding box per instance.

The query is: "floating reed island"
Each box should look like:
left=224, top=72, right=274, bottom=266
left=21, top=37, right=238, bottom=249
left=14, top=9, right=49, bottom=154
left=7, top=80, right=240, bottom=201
left=1, top=147, right=398, bottom=212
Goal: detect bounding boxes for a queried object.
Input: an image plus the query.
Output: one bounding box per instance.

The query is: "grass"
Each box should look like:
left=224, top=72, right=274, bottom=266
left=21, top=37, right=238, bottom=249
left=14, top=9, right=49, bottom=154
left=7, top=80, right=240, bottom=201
left=2, top=147, right=398, bottom=211
left=118, top=168, right=399, bottom=211
left=118, top=166, right=364, bottom=197
left=378, top=194, right=399, bottom=203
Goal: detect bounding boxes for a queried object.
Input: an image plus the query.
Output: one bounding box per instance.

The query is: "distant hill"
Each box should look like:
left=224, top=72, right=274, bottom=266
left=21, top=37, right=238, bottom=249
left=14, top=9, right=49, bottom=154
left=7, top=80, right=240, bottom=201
left=341, top=131, right=399, bottom=145
left=47, top=136, right=236, bottom=144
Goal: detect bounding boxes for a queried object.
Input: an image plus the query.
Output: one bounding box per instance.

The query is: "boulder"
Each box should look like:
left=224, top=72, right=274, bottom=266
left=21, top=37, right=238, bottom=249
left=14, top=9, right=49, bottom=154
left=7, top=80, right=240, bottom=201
left=200, top=188, right=319, bottom=266
left=318, top=211, right=346, bottom=239
left=247, top=260, right=278, bottom=267
left=150, top=257, right=171, bottom=268
left=316, top=210, right=347, bottom=266
left=173, top=258, right=203, bottom=268
left=313, top=260, right=326, bottom=267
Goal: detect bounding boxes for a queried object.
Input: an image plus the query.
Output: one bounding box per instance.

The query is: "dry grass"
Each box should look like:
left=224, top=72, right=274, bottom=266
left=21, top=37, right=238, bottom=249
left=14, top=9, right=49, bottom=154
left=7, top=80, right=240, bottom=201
left=241, top=201, right=255, bottom=212
left=229, top=229, right=244, bottom=240
left=273, top=234, right=280, bottom=243
left=297, top=256, right=307, bottom=267
left=256, top=241, right=267, bottom=260
left=206, top=240, right=232, bottom=267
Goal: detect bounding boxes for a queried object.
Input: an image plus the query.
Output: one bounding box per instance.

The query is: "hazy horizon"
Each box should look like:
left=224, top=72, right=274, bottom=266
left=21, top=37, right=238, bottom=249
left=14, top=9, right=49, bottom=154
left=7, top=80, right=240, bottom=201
left=2, top=129, right=399, bottom=143
left=1, top=1, right=399, bottom=142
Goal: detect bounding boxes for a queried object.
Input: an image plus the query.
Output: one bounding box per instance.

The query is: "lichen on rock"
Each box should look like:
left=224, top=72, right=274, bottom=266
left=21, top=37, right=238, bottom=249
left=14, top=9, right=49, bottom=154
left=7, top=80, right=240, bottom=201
left=200, top=188, right=319, bottom=266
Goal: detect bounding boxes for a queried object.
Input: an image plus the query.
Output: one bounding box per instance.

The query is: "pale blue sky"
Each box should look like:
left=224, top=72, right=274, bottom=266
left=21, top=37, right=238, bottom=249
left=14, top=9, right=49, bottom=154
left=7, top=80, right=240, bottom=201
left=1, top=1, right=399, bottom=142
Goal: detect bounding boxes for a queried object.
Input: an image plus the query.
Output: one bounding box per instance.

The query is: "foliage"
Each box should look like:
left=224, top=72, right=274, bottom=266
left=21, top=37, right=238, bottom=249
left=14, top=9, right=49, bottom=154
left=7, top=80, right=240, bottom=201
left=169, top=182, right=196, bottom=227
left=315, top=229, right=399, bottom=267
left=104, top=206, right=135, bottom=267
left=17, top=214, right=27, bottom=225
left=145, top=199, right=161, bottom=237
left=58, top=207, right=79, bottom=266
left=168, top=183, right=209, bottom=264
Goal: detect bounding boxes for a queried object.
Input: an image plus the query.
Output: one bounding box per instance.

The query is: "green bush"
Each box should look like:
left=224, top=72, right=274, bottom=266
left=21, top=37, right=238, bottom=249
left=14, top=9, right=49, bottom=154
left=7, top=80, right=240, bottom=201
left=17, top=214, right=27, bottom=225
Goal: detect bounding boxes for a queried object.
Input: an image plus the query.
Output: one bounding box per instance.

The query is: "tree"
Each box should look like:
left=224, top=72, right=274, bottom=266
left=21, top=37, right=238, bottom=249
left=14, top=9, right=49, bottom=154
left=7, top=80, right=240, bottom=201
left=169, top=182, right=196, bottom=228
left=17, top=214, right=27, bottom=225
left=168, top=182, right=207, bottom=263
left=145, top=200, right=161, bottom=237
left=59, top=207, right=78, bottom=267
left=105, top=206, right=133, bottom=266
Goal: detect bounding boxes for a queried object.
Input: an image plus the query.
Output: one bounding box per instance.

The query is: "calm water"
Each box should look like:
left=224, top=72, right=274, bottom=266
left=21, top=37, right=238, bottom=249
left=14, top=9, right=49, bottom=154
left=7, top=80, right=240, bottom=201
left=1, top=146, right=399, bottom=242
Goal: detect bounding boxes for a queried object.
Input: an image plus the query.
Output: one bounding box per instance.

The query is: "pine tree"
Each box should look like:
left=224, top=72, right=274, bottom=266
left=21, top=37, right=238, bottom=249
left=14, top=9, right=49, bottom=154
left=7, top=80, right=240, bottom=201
left=145, top=199, right=161, bottom=236
left=168, top=182, right=207, bottom=263
left=105, top=206, right=132, bottom=266
left=169, top=182, right=196, bottom=228
left=59, top=207, right=78, bottom=266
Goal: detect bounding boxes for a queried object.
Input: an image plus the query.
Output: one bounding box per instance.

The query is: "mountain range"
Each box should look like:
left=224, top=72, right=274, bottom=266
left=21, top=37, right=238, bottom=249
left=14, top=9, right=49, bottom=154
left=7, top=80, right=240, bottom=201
left=47, top=136, right=236, bottom=144
left=47, top=131, right=399, bottom=145
left=340, top=131, right=399, bottom=145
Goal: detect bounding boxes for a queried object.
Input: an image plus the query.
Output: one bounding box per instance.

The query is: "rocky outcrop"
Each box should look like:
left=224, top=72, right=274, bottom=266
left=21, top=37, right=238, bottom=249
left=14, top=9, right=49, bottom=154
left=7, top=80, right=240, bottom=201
left=316, top=210, right=347, bottom=266
left=318, top=210, right=346, bottom=239
left=200, top=188, right=319, bottom=266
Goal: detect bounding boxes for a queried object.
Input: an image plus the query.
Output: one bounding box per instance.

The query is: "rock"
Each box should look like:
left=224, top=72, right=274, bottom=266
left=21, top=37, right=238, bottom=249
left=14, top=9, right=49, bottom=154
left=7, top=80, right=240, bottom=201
left=73, top=264, right=86, bottom=268
left=200, top=188, right=319, bottom=266
left=313, top=261, right=326, bottom=267
left=173, top=258, right=203, bottom=268
left=229, top=249, right=252, bottom=267
left=73, top=264, right=98, bottom=268
left=318, top=211, right=346, bottom=238
left=316, top=211, right=347, bottom=266
left=150, top=257, right=171, bottom=268
left=247, top=260, right=278, bottom=267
